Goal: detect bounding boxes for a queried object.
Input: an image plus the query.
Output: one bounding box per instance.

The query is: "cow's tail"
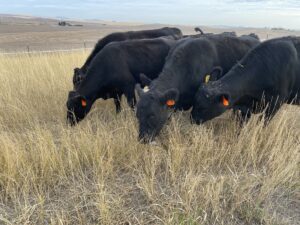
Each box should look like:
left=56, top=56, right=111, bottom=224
left=194, top=27, right=204, bottom=35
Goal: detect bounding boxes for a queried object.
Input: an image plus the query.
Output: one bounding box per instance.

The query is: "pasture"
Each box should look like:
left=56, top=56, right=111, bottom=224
left=0, top=51, right=299, bottom=224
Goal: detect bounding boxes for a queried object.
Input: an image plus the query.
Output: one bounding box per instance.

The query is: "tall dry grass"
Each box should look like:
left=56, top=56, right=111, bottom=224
left=0, top=51, right=299, bottom=225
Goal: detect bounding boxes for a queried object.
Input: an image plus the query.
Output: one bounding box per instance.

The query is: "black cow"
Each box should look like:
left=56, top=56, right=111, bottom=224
left=66, top=37, right=178, bottom=125
left=73, top=27, right=182, bottom=89
left=191, top=36, right=300, bottom=124
left=136, top=34, right=260, bottom=142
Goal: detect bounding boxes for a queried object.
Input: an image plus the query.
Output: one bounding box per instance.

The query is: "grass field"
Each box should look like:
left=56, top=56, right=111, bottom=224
left=0, top=51, right=299, bottom=225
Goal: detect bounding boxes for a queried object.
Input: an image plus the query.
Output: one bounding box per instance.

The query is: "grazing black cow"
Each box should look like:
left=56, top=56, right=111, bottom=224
left=191, top=36, right=300, bottom=124
left=136, top=34, right=260, bottom=142
left=66, top=37, right=178, bottom=125
left=73, top=27, right=182, bottom=89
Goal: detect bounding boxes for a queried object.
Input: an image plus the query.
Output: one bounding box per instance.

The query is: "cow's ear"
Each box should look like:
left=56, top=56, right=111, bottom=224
left=159, top=89, right=179, bottom=107
left=217, top=94, right=230, bottom=107
left=80, top=96, right=87, bottom=107
left=74, top=95, right=88, bottom=108
left=139, top=73, right=152, bottom=87
left=206, top=66, right=223, bottom=82
left=68, top=91, right=87, bottom=107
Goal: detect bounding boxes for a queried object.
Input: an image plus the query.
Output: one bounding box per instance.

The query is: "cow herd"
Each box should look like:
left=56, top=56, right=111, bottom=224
left=66, top=27, right=300, bottom=143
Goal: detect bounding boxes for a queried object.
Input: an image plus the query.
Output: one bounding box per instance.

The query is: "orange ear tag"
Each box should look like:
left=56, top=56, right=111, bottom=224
left=166, top=99, right=175, bottom=107
left=81, top=99, right=87, bottom=107
left=222, top=96, right=229, bottom=106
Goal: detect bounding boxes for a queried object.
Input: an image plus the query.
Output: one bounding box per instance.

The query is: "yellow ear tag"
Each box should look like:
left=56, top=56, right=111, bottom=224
left=81, top=99, right=87, bottom=107
left=166, top=99, right=175, bottom=107
left=222, top=96, right=229, bottom=106
left=204, top=74, right=210, bottom=83
left=143, top=86, right=149, bottom=93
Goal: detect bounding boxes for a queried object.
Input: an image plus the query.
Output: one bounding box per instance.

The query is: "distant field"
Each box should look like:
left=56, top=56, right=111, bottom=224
left=1, top=15, right=300, bottom=52
left=0, top=51, right=299, bottom=224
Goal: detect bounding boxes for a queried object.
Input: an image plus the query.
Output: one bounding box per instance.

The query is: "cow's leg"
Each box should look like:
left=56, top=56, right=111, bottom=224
left=114, top=95, right=122, bottom=113
left=127, top=92, right=136, bottom=109
left=124, top=86, right=136, bottom=109
left=132, top=95, right=137, bottom=108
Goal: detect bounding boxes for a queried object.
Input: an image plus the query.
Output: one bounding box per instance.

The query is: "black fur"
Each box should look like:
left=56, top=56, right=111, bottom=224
left=136, top=34, right=260, bottom=142
left=73, top=27, right=182, bottom=89
left=191, top=36, right=300, bottom=124
left=67, top=37, right=178, bottom=125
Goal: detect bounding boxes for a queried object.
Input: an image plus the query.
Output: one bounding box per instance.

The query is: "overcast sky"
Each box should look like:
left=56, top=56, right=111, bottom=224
left=1, top=0, right=300, bottom=29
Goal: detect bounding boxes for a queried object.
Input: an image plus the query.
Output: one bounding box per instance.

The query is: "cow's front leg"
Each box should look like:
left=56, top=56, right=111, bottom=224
left=114, top=95, right=122, bottom=113
left=124, top=86, right=136, bottom=110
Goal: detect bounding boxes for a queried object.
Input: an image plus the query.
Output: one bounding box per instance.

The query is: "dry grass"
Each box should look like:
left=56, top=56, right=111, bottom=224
left=0, top=51, right=299, bottom=225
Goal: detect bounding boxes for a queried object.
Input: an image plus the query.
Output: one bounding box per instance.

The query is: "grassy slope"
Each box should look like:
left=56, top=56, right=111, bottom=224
left=0, top=52, right=299, bottom=225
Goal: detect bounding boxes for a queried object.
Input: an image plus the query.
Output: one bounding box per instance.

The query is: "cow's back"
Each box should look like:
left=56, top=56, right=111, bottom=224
left=205, top=35, right=257, bottom=67
left=112, top=38, right=177, bottom=80
left=126, top=27, right=182, bottom=39
left=80, top=27, right=182, bottom=74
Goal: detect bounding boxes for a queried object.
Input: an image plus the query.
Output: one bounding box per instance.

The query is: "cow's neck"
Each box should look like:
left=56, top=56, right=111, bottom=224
left=77, top=70, right=105, bottom=102
left=220, top=67, right=257, bottom=105
left=152, top=66, right=199, bottom=93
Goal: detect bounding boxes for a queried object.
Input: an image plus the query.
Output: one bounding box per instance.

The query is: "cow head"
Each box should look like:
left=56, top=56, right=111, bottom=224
left=73, top=68, right=86, bottom=90
left=66, top=91, right=92, bottom=125
left=136, top=84, right=179, bottom=143
left=191, top=84, right=231, bottom=124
